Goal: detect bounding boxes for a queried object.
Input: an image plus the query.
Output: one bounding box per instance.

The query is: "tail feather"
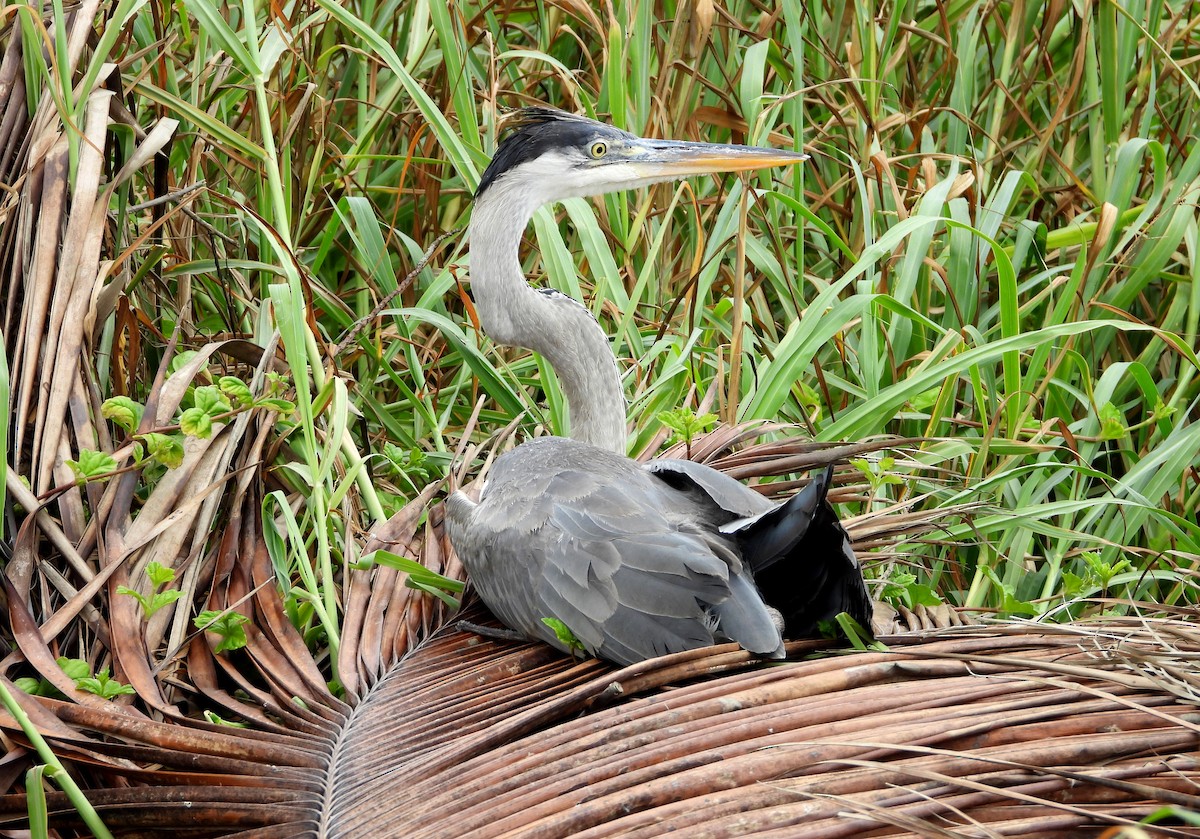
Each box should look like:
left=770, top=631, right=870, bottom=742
left=736, top=466, right=874, bottom=638
left=738, top=466, right=832, bottom=573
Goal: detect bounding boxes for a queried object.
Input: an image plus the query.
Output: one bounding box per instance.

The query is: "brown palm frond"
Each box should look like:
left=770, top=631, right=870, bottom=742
left=324, top=619, right=1200, bottom=837
left=5, top=585, right=1200, bottom=836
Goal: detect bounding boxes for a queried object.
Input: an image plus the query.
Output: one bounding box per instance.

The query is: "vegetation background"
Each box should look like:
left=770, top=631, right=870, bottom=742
left=0, top=0, right=1198, bottom=832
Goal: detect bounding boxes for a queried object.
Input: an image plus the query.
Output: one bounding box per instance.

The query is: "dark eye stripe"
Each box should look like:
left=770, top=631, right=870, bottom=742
left=476, top=109, right=632, bottom=197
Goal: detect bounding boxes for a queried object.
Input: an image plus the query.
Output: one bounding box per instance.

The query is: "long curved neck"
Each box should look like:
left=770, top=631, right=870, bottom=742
left=468, top=188, right=627, bottom=453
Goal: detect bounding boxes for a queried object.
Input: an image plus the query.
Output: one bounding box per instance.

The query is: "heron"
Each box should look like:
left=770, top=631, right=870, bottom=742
left=445, top=107, right=872, bottom=666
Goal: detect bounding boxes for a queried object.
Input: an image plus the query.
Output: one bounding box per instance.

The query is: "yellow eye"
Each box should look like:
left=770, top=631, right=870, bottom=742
left=589, top=140, right=608, bottom=158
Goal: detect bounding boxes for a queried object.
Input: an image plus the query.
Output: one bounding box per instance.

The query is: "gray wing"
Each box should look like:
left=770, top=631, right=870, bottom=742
left=645, top=459, right=774, bottom=518
left=447, top=449, right=780, bottom=666
left=536, top=479, right=741, bottom=664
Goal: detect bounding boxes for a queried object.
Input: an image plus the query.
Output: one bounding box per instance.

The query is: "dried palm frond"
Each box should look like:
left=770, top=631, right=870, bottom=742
left=5, top=582, right=1199, bottom=837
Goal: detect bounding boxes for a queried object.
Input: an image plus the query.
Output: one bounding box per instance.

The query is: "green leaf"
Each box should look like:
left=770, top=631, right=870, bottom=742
left=264, top=371, right=290, bottom=395
left=66, top=449, right=118, bottom=483
left=1098, top=402, right=1127, bottom=440
left=1080, top=551, right=1133, bottom=588
left=404, top=579, right=461, bottom=608
left=140, top=432, right=184, bottom=468
left=1062, top=570, right=1088, bottom=597
left=13, top=677, right=44, bottom=695
left=254, top=397, right=295, bottom=413
left=982, top=567, right=1039, bottom=616
left=194, top=610, right=251, bottom=653
left=219, top=376, right=255, bottom=407
left=75, top=668, right=136, bottom=699
left=656, top=408, right=717, bottom=446
left=541, top=617, right=586, bottom=654
left=56, top=658, right=90, bottom=681
left=100, top=396, right=144, bottom=433
left=24, top=764, right=48, bottom=835
left=146, top=561, right=175, bottom=588
left=115, top=585, right=151, bottom=614
left=908, top=388, right=940, bottom=412
left=796, top=381, right=822, bottom=421
left=193, top=385, right=232, bottom=417
left=1151, top=399, right=1177, bottom=422
left=358, top=551, right=464, bottom=608
left=168, top=350, right=200, bottom=376
left=850, top=458, right=875, bottom=479
left=880, top=570, right=917, bottom=601
left=907, top=582, right=942, bottom=607
left=879, top=569, right=940, bottom=608
left=148, top=589, right=183, bottom=615
left=179, top=408, right=212, bottom=438
left=203, top=710, right=247, bottom=728
left=833, top=612, right=887, bottom=651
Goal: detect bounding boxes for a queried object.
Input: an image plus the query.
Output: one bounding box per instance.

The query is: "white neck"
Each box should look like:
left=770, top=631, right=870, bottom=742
left=467, top=184, right=627, bottom=454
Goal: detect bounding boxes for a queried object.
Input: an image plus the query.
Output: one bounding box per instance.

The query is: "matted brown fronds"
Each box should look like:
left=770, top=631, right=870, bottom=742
left=7, top=599, right=1197, bottom=836
left=322, top=619, right=1200, bottom=838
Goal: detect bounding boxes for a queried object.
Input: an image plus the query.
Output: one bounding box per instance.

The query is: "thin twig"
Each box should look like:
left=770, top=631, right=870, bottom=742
left=127, top=180, right=207, bottom=212
left=333, top=227, right=464, bottom=357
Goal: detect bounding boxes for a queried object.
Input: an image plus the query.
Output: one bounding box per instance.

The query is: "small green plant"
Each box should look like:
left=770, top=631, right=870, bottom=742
left=12, top=676, right=51, bottom=697
left=14, top=657, right=88, bottom=697
left=138, top=432, right=185, bottom=468
left=1139, top=806, right=1200, bottom=828
left=257, top=371, right=297, bottom=412
left=819, top=613, right=888, bottom=651
left=194, top=610, right=251, bottom=654
left=76, top=668, right=136, bottom=699
left=1097, top=402, right=1127, bottom=440
left=117, top=561, right=184, bottom=619
left=1063, top=551, right=1135, bottom=598
left=981, top=567, right=1039, bottom=617
left=68, top=376, right=299, bottom=490
left=657, top=408, right=717, bottom=455
left=179, top=384, right=232, bottom=439
left=541, top=617, right=587, bottom=657
left=12, top=676, right=47, bottom=696
left=381, top=444, right=437, bottom=492
left=177, top=378, right=296, bottom=436
left=850, top=456, right=906, bottom=495
left=795, top=381, right=823, bottom=423
left=14, top=658, right=134, bottom=700
left=879, top=569, right=942, bottom=610
left=65, top=449, right=119, bottom=485
left=99, top=375, right=294, bottom=446
left=218, top=376, right=255, bottom=407
left=203, top=710, right=248, bottom=728
left=100, top=395, right=143, bottom=431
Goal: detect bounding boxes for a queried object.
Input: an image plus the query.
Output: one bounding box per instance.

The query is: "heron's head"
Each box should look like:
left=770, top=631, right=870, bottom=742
left=474, top=107, right=806, bottom=209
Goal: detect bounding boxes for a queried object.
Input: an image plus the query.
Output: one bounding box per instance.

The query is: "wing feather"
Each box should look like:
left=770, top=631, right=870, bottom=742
left=448, top=438, right=786, bottom=666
